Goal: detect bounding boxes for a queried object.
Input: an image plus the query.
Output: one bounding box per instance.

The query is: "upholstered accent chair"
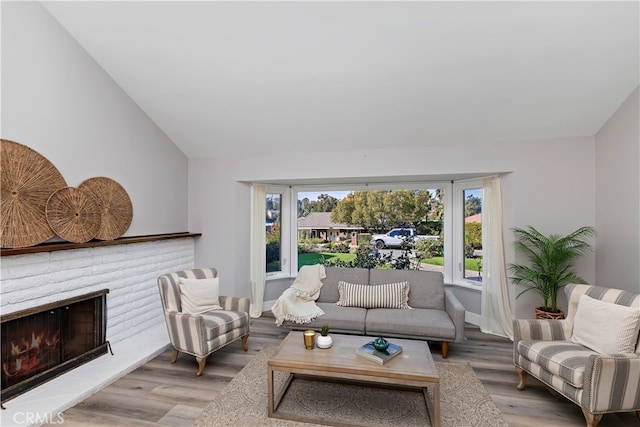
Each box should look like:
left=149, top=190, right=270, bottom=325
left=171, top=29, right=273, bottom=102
left=513, top=284, right=640, bottom=427
left=157, top=268, right=250, bottom=376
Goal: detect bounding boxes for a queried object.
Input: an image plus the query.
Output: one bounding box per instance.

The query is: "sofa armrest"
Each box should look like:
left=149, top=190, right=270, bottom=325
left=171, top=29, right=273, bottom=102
left=444, top=289, right=465, bottom=343
left=513, top=319, right=570, bottom=364
left=219, top=295, right=251, bottom=314
left=582, top=353, right=640, bottom=413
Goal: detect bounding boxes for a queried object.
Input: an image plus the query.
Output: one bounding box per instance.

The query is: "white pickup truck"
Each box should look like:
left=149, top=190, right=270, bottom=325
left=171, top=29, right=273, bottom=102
left=370, top=228, right=437, bottom=249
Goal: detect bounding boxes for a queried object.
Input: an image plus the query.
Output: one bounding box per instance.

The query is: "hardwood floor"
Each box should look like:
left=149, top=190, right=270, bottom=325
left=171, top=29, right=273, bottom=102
left=50, top=315, right=639, bottom=427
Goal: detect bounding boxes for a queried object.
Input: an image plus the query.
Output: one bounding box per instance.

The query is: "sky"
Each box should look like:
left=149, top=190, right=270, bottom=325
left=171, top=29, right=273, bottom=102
left=298, top=189, right=482, bottom=201
left=298, top=191, right=352, bottom=201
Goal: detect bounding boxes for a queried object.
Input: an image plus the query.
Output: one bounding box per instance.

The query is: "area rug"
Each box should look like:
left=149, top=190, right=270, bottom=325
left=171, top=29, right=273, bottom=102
left=194, top=346, right=508, bottom=427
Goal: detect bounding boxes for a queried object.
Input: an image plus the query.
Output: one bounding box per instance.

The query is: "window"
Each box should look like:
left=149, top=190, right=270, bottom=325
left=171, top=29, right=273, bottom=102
left=265, top=187, right=292, bottom=278
left=295, top=185, right=447, bottom=274
left=265, top=193, right=281, bottom=273
left=452, top=181, right=483, bottom=285
left=261, top=179, right=486, bottom=287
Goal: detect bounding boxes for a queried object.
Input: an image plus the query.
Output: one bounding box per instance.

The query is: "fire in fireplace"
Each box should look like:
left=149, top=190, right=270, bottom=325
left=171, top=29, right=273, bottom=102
left=1, top=290, right=109, bottom=405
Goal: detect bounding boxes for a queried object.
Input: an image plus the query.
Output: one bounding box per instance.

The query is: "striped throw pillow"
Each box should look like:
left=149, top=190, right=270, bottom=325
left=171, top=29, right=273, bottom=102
left=336, top=281, right=411, bottom=309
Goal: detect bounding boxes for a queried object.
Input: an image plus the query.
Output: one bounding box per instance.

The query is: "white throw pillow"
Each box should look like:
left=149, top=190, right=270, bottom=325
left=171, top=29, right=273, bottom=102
left=179, top=277, right=223, bottom=314
left=570, top=294, right=640, bottom=354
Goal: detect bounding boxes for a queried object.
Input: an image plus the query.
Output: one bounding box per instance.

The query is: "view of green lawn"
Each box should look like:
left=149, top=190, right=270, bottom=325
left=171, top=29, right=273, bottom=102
left=297, top=252, right=481, bottom=271
left=298, top=252, right=355, bottom=268
left=421, top=257, right=481, bottom=271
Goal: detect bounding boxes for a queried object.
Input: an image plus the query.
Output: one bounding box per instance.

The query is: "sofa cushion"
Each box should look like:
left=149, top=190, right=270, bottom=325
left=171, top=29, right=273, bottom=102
left=369, top=269, right=445, bottom=310
left=365, top=308, right=456, bottom=340
left=318, top=268, right=369, bottom=303
left=570, top=294, right=640, bottom=354
left=297, top=302, right=367, bottom=334
left=336, top=281, right=410, bottom=309
left=517, top=340, right=598, bottom=388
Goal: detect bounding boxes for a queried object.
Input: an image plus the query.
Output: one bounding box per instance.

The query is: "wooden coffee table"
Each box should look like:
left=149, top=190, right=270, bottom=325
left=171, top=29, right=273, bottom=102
left=267, top=331, right=440, bottom=426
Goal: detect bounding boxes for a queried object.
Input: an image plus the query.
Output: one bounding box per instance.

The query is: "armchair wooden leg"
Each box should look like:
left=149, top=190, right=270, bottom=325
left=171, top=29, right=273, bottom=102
left=581, top=408, right=603, bottom=427
left=196, top=356, right=207, bottom=376
left=516, top=366, right=527, bottom=390
left=241, top=334, right=249, bottom=351
left=170, top=347, right=179, bottom=364
left=636, top=410, right=640, bottom=421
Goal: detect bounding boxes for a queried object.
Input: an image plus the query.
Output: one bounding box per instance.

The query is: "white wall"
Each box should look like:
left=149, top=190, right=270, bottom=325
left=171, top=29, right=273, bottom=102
left=1, top=2, right=188, bottom=237
left=189, top=136, right=596, bottom=318
left=595, top=87, right=640, bottom=293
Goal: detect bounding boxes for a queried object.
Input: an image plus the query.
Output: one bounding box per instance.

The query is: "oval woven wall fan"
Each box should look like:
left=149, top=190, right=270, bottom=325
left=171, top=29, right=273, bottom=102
left=46, top=187, right=102, bottom=243
left=79, top=177, right=133, bottom=240
left=1, top=139, right=67, bottom=248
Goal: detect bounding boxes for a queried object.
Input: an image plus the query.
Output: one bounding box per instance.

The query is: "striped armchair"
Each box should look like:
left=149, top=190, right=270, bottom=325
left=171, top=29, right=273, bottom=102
left=513, top=284, right=640, bottom=427
left=157, top=268, right=250, bottom=376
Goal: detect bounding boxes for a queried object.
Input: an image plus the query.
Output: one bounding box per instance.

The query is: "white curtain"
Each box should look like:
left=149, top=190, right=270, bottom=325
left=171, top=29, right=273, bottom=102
left=249, top=184, right=267, bottom=318
left=480, top=176, right=514, bottom=339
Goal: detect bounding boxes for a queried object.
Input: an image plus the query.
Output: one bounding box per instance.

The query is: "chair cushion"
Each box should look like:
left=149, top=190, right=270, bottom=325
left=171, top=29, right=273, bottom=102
left=517, top=340, right=598, bottom=388
left=570, top=294, right=640, bottom=354
left=179, top=277, right=222, bottom=314
left=201, top=310, right=248, bottom=341
left=336, top=281, right=410, bottom=309
left=515, top=354, right=583, bottom=405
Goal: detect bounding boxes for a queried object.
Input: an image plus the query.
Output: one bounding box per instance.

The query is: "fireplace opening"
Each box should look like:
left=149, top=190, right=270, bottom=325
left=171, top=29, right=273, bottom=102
left=1, top=290, right=109, bottom=405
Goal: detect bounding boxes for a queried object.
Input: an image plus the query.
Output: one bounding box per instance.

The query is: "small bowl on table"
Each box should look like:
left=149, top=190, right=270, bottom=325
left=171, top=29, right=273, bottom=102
left=372, top=337, right=390, bottom=351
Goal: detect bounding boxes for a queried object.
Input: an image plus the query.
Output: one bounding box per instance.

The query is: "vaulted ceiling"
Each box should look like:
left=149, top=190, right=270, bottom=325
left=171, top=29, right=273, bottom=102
left=42, top=1, right=639, bottom=158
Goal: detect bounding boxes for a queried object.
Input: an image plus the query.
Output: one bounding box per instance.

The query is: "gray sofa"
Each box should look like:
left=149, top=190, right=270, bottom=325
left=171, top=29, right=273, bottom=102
left=280, top=267, right=465, bottom=358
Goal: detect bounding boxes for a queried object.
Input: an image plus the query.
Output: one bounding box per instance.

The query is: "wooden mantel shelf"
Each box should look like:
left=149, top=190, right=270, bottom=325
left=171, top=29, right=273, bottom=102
left=1, top=232, right=202, bottom=256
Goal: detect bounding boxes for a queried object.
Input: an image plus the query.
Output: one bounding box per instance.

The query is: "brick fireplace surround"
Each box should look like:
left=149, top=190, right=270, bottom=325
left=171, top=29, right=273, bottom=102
left=0, top=237, right=195, bottom=426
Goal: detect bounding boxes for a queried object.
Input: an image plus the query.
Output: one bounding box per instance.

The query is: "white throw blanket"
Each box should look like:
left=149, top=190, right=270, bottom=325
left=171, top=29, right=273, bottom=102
left=271, top=264, right=326, bottom=326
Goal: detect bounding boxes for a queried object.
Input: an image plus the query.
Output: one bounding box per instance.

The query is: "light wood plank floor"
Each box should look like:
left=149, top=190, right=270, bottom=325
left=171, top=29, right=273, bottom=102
left=50, top=314, right=640, bottom=427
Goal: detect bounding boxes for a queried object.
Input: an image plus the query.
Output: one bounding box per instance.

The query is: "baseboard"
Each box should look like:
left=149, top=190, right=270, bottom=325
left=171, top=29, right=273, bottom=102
left=465, top=311, right=481, bottom=326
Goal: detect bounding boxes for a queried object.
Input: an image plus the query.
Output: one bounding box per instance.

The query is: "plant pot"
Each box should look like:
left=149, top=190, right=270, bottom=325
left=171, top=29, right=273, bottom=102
left=317, top=335, right=332, bottom=349
left=534, top=307, right=566, bottom=320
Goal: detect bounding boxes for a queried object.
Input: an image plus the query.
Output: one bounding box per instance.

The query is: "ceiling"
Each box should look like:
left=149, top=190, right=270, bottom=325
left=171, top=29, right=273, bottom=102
left=42, top=1, right=639, bottom=159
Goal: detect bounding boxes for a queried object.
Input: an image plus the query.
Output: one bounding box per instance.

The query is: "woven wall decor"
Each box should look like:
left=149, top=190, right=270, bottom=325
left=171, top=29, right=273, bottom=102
left=46, top=187, right=102, bottom=243
left=79, top=177, right=133, bottom=240
left=1, top=139, right=67, bottom=248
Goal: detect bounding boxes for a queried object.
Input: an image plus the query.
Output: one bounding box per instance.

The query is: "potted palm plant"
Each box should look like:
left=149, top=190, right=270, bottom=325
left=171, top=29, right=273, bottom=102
left=509, top=225, right=596, bottom=319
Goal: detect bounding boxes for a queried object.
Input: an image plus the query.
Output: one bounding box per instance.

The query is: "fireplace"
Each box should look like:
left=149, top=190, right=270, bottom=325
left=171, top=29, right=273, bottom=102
left=1, top=290, right=109, bottom=405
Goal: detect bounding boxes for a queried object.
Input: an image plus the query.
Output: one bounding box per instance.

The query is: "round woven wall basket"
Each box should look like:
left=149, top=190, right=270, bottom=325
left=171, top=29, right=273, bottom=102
left=1, top=139, right=67, bottom=248
left=78, top=177, right=133, bottom=240
left=46, top=187, right=102, bottom=243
